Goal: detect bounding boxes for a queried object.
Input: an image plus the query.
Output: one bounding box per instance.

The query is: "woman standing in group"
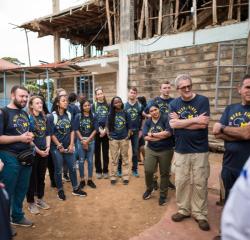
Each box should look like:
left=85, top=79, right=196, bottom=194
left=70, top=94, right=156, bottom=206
left=26, top=96, right=51, bottom=214
left=107, top=96, right=131, bottom=185
left=142, top=103, right=174, bottom=206
left=92, top=87, right=109, bottom=179
left=75, top=99, right=97, bottom=189
left=48, top=95, right=86, bottom=200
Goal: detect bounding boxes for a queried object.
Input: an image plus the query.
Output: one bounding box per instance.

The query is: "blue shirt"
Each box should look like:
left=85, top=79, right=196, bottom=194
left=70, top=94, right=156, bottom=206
left=74, top=113, right=98, bottom=138
left=220, top=103, right=250, bottom=173
left=125, top=101, right=143, bottom=131
left=108, top=110, right=131, bottom=140
left=68, top=103, right=80, bottom=120
left=144, top=97, right=174, bottom=115
left=29, top=114, right=50, bottom=150
left=47, top=112, right=73, bottom=148
left=169, top=94, right=210, bottom=153
left=0, top=107, right=31, bottom=154
left=143, top=114, right=174, bottom=151
left=92, top=102, right=109, bottom=128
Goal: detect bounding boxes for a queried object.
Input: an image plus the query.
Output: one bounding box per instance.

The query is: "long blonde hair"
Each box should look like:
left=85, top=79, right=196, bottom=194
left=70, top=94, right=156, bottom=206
left=28, top=95, right=46, bottom=119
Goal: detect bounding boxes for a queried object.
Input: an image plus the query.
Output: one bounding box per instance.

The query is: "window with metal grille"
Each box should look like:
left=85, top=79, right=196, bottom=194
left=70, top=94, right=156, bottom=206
left=76, top=75, right=93, bottom=100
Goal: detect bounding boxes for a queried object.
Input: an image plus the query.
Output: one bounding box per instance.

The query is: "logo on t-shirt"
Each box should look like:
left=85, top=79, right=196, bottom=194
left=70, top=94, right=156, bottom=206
left=115, top=115, right=126, bottom=130
left=127, top=107, right=138, bottom=121
left=13, top=113, right=29, bottom=134
left=177, top=106, right=198, bottom=119
left=149, top=125, right=164, bottom=133
left=96, top=105, right=108, bottom=119
left=80, top=117, right=92, bottom=134
left=229, top=111, right=250, bottom=127
left=56, top=119, right=71, bottom=135
left=33, top=118, right=46, bottom=138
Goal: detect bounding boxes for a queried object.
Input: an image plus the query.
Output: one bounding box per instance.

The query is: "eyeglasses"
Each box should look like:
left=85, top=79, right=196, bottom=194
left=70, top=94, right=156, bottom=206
left=177, top=84, right=192, bottom=90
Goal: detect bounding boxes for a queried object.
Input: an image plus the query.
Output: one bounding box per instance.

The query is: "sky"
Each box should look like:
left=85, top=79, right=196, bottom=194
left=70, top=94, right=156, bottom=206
left=0, top=0, right=86, bottom=66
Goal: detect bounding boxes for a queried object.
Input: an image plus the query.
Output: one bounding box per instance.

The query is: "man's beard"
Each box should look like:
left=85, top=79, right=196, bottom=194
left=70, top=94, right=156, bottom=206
left=13, top=99, right=26, bottom=109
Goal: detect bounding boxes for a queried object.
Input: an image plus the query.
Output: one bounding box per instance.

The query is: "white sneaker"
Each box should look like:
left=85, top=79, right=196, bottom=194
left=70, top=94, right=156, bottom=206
left=28, top=203, right=40, bottom=215
left=36, top=199, right=50, bottom=210
left=96, top=173, right=102, bottom=179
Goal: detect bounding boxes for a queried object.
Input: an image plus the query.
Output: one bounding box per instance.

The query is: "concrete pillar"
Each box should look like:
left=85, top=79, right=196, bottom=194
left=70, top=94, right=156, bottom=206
left=52, top=0, right=61, bottom=63
left=247, top=0, right=250, bottom=65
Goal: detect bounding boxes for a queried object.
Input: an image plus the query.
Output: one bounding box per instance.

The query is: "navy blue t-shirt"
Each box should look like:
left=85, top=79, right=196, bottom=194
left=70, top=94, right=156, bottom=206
left=47, top=111, right=73, bottom=148
left=92, top=102, right=109, bottom=129
left=74, top=113, right=98, bottom=138
left=68, top=103, right=80, bottom=120
left=108, top=110, right=131, bottom=140
left=144, top=97, right=174, bottom=115
left=220, top=103, right=250, bottom=173
left=125, top=101, right=143, bottom=131
left=0, top=107, right=31, bottom=154
left=169, top=94, right=210, bottom=153
left=143, top=114, right=174, bottom=151
left=29, top=114, right=50, bottom=150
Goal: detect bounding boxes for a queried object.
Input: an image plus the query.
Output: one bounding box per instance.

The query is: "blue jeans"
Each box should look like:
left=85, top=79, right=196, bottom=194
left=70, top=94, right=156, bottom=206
left=50, top=147, right=78, bottom=191
left=77, top=140, right=95, bottom=178
left=0, top=152, right=32, bottom=222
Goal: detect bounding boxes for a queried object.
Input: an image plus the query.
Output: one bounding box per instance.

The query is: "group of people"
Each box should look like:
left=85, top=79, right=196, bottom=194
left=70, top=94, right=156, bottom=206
left=0, top=72, right=249, bottom=240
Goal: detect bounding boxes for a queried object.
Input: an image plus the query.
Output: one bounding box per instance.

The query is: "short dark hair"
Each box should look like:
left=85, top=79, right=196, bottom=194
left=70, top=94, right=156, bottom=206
left=68, top=92, right=77, bottom=103
left=129, top=87, right=138, bottom=93
left=240, top=74, right=250, bottom=86
left=11, top=85, right=28, bottom=94
left=160, top=81, right=170, bottom=88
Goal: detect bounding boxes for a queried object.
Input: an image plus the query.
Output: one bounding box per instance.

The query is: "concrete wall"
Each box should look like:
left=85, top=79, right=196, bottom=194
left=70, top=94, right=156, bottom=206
left=94, top=72, right=117, bottom=102
left=57, top=77, right=75, bottom=94
left=128, top=39, right=248, bottom=148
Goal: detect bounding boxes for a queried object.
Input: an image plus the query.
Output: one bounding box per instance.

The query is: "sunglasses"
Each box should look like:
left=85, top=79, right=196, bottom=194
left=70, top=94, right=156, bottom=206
left=177, top=84, right=192, bottom=90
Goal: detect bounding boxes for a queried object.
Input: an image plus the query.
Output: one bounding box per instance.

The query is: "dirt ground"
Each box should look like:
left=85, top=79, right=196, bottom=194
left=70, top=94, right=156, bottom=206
left=14, top=153, right=223, bottom=240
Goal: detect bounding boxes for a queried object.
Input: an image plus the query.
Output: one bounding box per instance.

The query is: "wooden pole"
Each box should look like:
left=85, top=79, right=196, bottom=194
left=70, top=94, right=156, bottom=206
left=138, top=0, right=145, bottom=39
left=145, top=0, right=149, bottom=38
left=106, top=0, right=113, bottom=45
left=228, top=0, right=234, bottom=20
left=158, top=0, right=163, bottom=35
left=192, top=0, right=197, bottom=30
left=212, top=0, right=218, bottom=25
left=237, top=0, right=241, bottom=22
left=174, top=0, right=179, bottom=31
left=113, top=0, right=117, bottom=43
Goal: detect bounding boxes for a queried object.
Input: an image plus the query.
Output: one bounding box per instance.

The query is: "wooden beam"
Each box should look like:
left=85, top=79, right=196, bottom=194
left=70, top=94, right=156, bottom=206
left=138, top=0, right=145, bottom=39
left=192, top=0, right=197, bottom=30
left=113, top=0, right=117, bottom=43
left=105, top=0, right=113, bottom=45
left=157, top=0, right=163, bottom=35
left=212, top=0, right=217, bottom=25
left=237, top=0, right=241, bottom=22
left=228, top=0, right=234, bottom=20
left=174, top=0, right=179, bottom=31
left=145, top=0, right=149, bottom=38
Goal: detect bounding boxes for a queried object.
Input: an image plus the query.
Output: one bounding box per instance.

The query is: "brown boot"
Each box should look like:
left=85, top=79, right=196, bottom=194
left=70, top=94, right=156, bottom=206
left=171, top=212, right=190, bottom=222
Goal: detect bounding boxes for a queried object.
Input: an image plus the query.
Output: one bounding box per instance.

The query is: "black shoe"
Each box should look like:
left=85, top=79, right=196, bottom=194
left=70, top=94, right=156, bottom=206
left=111, top=180, right=116, bottom=185
left=80, top=180, right=86, bottom=189
left=72, top=188, right=87, bottom=197
left=63, top=174, right=70, bottom=182
left=50, top=182, right=56, bottom=188
left=153, top=180, right=159, bottom=191
left=58, top=190, right=66, bottom=201
left=87, top=180, right=96, bottom=188
left=171, top=212, right=190, bottom=222
left=143, top=189, right=153, bottom=200
left=159, top=196, right=167, bottom=206
left=168, top=180, right=176, bottom=190
left=196, top=219, right=210, bottom=231
left=123, top=180, right=129, bottom=185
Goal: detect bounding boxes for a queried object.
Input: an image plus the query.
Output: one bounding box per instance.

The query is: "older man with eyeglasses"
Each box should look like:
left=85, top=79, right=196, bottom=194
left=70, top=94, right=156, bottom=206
left=169, top=74, right=210, bottom=231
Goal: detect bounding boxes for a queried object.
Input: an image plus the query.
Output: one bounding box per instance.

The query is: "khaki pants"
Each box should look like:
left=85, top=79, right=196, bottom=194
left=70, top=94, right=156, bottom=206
left=109, top=139, right=129, bottom=181
left=174, top=152, right=210, bottom=220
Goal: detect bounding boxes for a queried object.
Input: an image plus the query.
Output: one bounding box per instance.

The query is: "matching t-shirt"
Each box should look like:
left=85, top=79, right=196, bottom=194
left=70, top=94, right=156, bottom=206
left=169, top=94, right=210, bottom=154
left=143, top=114, right=174, bottom=151
left=0, top=108, right=31, bottom=154
left=68, top=103, right=80, bottom=120
left=92, top=102, right=109, bottom=129
left=144, top=97, right=174, bottom=115
left=47, top=111, right=74, bottom=149
left=220, top=103, right=250, bottom=173
left=108, top=110, right=131, bottom=140
left=124, top=101, right=143, bottom=131
left=74, top=113, right=98, bottom=138
left=29, top=114, right=50, bottom=150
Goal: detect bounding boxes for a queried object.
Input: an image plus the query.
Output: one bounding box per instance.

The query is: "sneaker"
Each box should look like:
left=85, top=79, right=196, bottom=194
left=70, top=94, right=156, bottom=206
left=80, top=180, right=86, bottom=189
left=159, top=196, right=167, bottom=206
left=117, top=170, right=122, bottom=177
left=123, top=180, right=129, bottom=185
left=87, top=180, right=96, bottom=188
left=196, top=219, right=210, bottom=231
left=58, top=190, right=66, bottom=201
left=63, top=174, right=70, bottom=182
left=11, top=217, right=33, bottom=227
left=153, top=180, right=159, bottom=191
left=28, top=203, right=40, bottom=215
left=36, top=199, right=50, bottom=210
left=142, top=189, right=153, bottom=200
left=72, top=188, right=87, bottom=197
left=103, top=173, right=109, bottom=179
left=171, top=212, right=190, bottom=222
left=96, top=173, right=102, bottom=179
left=168, top=180, right=176, bottom=190
left=111, top=180, right=117, bottom=185
left=132, top=170, right=139, bottom=177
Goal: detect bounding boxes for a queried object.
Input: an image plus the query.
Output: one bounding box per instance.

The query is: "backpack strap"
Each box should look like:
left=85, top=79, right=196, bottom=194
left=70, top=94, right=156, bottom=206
left=0, top=107, right=9, bottom=131
left=52, top=111, right=71, bottom=125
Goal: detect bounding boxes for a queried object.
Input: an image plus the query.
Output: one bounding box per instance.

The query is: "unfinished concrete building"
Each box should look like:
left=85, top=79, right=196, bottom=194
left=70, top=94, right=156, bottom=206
left=19, top=0, right=249, bottom=148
